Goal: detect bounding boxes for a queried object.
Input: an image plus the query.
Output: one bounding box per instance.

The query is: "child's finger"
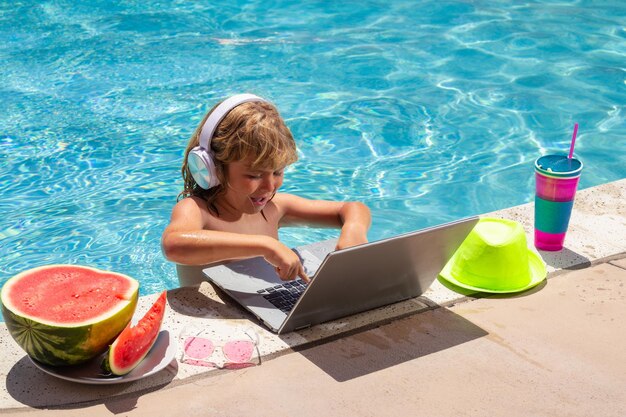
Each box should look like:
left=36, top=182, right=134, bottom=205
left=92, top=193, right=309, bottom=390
left=298, top=267, right=310, bottom=284
left=276, top=265, right=295, bottom=281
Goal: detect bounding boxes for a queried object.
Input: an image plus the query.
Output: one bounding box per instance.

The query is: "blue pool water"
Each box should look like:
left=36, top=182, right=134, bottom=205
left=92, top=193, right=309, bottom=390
left=1, top=1, right=625, bottom=299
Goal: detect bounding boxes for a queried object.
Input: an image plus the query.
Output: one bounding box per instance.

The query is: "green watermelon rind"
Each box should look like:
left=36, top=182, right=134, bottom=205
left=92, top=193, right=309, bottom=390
left=1, top=265, right=139, bottom=366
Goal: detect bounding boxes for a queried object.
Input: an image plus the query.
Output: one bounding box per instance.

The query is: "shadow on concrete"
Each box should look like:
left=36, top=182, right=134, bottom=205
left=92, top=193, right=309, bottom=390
left=5, top=356, right=177, bottom=410
left=297, top=307, right=488, bottom=382
left=166, top=284, right=244, bottom=319
left=538, top=247, right=591, bottom=270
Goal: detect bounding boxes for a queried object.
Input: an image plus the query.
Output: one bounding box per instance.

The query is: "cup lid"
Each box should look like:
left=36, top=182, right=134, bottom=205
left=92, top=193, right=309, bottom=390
left=535, top=155, right=583, bottom=178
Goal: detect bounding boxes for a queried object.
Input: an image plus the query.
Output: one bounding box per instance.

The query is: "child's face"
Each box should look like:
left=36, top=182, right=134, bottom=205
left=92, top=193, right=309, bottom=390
left=223, top=158, right=285, bottom=214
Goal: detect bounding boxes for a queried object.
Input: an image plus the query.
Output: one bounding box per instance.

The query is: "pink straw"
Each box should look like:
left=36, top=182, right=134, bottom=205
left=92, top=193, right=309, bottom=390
left=568, top=123, right=578, bottom=159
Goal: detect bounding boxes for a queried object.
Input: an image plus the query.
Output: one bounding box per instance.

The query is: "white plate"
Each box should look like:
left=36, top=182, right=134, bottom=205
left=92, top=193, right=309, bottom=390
left=29, top=330, right=177, bottom=385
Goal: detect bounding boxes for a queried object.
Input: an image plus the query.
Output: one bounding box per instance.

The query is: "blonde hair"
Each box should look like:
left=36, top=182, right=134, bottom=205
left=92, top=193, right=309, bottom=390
left=179, top=99, right=298, bottom=212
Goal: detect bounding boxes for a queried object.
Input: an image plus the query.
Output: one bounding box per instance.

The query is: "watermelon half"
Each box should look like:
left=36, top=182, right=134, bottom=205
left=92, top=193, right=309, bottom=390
left=104, top=290, right=167, bottom=375
left=1, top=265, right=139, bottom=366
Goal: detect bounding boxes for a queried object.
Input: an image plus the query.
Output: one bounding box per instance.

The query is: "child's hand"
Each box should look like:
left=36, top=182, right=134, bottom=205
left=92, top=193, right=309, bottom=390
left=263, top=238, right=310, bottom=283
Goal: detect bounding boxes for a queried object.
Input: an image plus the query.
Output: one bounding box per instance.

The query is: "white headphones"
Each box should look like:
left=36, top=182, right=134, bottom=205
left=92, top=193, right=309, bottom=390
left=188, top=93, right=267, bottom=189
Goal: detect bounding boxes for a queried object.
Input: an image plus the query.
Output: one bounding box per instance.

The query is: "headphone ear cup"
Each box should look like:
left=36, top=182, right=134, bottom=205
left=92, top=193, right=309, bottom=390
left=188, top=147, right=221, bottom=189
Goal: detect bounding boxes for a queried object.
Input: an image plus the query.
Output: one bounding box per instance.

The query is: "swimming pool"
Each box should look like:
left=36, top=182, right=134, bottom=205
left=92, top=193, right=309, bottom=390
left=1, top=0, right=625, bottom=300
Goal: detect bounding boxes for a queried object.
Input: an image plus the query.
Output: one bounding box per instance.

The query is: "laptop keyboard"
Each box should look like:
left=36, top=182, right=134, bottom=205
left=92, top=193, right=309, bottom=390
left=257, top=279, right=308, bottom=313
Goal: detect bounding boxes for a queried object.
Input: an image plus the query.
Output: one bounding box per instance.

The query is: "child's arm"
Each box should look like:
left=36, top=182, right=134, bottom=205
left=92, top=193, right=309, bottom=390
left=275, top=193, right=371, bottom=250
left=161, top=198, right=308, bottom=281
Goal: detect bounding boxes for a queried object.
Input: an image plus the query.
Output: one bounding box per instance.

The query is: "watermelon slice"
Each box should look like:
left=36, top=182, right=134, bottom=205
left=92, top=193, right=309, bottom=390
left=1, top=265, right=138, bottom=366
left=103, top=290, right=167, bottom=376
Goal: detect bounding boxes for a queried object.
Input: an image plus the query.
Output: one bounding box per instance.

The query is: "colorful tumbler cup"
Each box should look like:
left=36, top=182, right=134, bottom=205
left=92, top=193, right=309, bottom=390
left=534, top=155, right=583, bottom=251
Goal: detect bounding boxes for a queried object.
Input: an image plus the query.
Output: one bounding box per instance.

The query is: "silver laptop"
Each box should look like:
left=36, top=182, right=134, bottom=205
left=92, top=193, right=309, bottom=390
left=203, top=216, right=479, bottom=334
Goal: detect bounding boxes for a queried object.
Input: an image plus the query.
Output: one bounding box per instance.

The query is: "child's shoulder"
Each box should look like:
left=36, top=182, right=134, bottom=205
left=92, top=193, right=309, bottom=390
left=166, top=195, right=212, bottom=230
left=172, top=195, right=210, bottom=215
left=175, top=194, right=204, bottom=207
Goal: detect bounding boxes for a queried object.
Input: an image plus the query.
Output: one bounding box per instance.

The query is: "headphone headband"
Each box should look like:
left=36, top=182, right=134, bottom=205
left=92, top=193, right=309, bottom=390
left=198, top=93, right=266, bottom=151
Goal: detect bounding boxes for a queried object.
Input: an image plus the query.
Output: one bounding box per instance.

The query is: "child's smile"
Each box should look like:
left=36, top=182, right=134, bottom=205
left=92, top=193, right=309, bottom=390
left=250, top=195, right=270, bottom=207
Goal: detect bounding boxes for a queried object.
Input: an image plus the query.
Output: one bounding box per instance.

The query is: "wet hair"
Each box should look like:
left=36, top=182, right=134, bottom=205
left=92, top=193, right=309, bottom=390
left=179, top=99, right=298, bottom=214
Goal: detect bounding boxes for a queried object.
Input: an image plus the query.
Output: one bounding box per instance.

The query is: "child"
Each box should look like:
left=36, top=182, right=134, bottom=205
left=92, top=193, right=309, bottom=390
left=162, top=93, right=371, bottom=285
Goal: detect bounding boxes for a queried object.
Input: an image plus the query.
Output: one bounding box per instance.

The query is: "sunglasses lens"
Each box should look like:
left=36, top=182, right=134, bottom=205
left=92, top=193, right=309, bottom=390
left=223, top=340, right=255, bottom=363
left=184, top=337, right=215, bottom=359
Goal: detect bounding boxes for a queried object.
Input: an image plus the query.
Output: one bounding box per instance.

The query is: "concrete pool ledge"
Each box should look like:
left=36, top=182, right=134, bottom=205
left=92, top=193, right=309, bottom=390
left=1, top=178, right=624, bottom=411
